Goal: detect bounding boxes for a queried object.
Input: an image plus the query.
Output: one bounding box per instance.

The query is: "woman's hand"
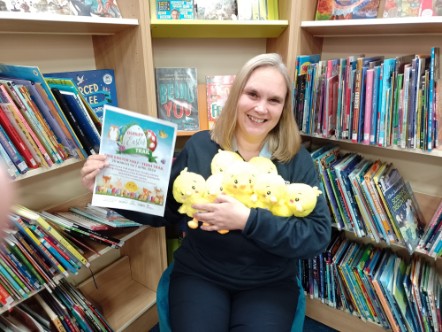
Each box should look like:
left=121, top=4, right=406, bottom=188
left=80, top=154, right=109, bottom=192
left=193, top=194, right=251, bottom=232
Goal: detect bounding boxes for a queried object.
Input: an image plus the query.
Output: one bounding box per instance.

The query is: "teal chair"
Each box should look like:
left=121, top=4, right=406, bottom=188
left=156, top=262, right=306, bottom=332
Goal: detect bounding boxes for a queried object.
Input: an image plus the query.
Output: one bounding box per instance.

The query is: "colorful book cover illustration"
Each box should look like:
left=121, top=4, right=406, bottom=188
left=155, top=67, right=199, bottom=131
left=44, top=69, right=118, bottom=120
left=195, top=0, right=238, bottom=20
left=156, top=0, right=194, bottom=19
left=315, top=0, right=381, bottom=20
left=92, top=105, right=177, bottom=216
left=206, top=74, right=235, bottom=129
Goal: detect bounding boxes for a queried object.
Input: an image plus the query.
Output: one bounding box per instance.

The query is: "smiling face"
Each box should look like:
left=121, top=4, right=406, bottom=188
left=235, top=66, right=287, bottom=146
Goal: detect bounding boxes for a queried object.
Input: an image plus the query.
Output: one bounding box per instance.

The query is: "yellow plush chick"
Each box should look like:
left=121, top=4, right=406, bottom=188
left=248, top=156, right=278, bottom=175
left=172, top=167, right=207, bottom=229
left=221, top=160, right=255, bottom=208
left=204, top=173, right=229, bottom=234
left=211, top=149, right=243, bottom=175
left=286, top=183, right=322, bottom=217
left=252, top=173, right=292, bottom=217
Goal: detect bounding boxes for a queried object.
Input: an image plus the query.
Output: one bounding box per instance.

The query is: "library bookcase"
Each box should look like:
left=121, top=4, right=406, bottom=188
left=2, top=0, right=441, bottom=331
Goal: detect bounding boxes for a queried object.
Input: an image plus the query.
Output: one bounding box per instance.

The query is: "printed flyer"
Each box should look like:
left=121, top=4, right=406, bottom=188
left=92, top=105, right=177, bottom=216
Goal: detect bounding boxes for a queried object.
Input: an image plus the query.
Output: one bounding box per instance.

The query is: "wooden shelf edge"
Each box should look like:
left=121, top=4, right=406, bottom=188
left=14, top=157, right=84, bottom=182
left=0, top=12, right=138, bottom=35
left=305, top=298, right=386, bottom=332
left=301, top=17, right=442, bottom=37
left=150, top=19, right=288, bottom=38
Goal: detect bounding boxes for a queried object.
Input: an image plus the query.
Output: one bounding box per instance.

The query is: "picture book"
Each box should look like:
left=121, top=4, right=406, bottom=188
left=156, top=0, right=194, bottom=19
left=44, top=69, right=118, bottom=120
left=315, top=0, right=381, bottom=20
left=155, top=67, right=199, bottom=131
left=195, top=0, right=238, bottom=20
left=379, top=168, right=425, bottom=253
left=206, top=74, right=235, bottom=129
left=92, top=105, right=177, bottom=216
left=69, top=0, right=123, bottom=18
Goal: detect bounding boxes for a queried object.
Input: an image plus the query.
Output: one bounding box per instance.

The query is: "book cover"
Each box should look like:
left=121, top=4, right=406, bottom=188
left=206, top=74, right=235, bottom=129
left=195, top=0, right=238, bottom=20
left=315, top=0, right=381, bottom=20
left=68, top=0, right=123, bottom=18
left=44, top=69, right=118, bottom=120
left=69, top=206, right=142, bottom=228
left=379, top=168, right=425, bottom=253
left=0, top=124, right=29, bottom=174
left=156, top=0, right=194, bottom=19
left=92, top=105, right=177, bottom=216
left=155, top=67, right=199, bottom=131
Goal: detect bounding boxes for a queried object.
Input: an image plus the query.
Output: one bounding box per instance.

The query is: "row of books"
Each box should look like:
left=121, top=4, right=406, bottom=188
left=0, top=64, right=118, bottom=179
left=310, top=145, right=431, bottom=254
left=155, top=67, right=236, bottom=131
left=0, top=280, right=113, bottom=331
left=314, top=0, right=441, bottom=20
left=299, top=233, right=441, bottom=332
left=0, top=0, right=123, bottom=18
left=294, top=48, right=441, bottom=153
left=156, top=0, right=279, bottom=20
left=0, top=204, right=140, bottom=311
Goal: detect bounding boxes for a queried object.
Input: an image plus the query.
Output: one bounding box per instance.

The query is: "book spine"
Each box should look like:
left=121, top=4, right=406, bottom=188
left=0, top=124, right=29, bottom=173
left=363, top=68, right=374, bottom=144
left=34, top=293, right=67, bottom=332
left=370, top=65, right=381, bottom=145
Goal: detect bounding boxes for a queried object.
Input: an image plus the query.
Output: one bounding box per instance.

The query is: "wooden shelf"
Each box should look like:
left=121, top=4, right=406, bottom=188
left=305, top=298, right=386, bottom=332
left=77, top=256, right=156, bottom=331
left=14, top=158, right=84, bottom=182
left=150, top=19, right=288, bottom=38
left=0, top=12, right=138, bottom=35
left=301, top=17, right=442, bottom=37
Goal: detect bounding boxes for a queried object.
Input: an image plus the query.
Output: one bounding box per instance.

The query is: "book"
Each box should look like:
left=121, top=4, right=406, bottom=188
left=12, top=204, right=90, bottom=268
left=315, top=0, right=381, bottom=20
left=155, top=67, right=199, bottom=131
left=69, top=206, right=142, bottom=228
left=69, top=0, right=123, bottom=18
left=92, top=104, right=177, bottom=216
left=0, top=124, right=29, bottom=174
left=205, top=74, right=235, bottom=129
left=0, top=63, right=84, bottom=159
left=156, top=0, right=194, bottom=19
left=34, top=293, right=67, bottom=332
left=379, top=168, right=425, bottom=253
left=195, top=0, right=238, bottom=20
left=44, top=69, right=119, bottom=120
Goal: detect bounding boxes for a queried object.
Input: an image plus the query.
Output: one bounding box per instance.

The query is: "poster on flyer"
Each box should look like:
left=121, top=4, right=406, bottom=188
left=92, top=105, right=177, bottom=216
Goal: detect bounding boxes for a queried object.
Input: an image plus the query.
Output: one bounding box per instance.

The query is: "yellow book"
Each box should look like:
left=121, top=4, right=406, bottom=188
left=12, top=205, right=90, bottom=268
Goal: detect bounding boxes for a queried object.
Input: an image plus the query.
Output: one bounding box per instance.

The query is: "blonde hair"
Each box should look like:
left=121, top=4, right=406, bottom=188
left=210, top=53, right=301, bottom=163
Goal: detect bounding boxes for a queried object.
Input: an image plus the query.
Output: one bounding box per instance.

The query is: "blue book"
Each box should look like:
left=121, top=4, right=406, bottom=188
left=378, top=58, right=397, bottom=147
left=370, top=65, right=381, bottom=145
left=45, top=69, right=118, bottom=120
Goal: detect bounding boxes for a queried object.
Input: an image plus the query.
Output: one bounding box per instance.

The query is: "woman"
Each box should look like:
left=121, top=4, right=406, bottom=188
left=81, top=53, right=331, bottom=331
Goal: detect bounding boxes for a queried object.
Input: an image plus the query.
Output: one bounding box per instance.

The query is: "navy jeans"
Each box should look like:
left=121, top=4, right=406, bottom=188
left=169, top=271, right=299, bottom=332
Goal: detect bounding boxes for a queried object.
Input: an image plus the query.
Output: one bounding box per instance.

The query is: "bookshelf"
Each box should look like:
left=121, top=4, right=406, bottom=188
left=0, top=1, right=166, bottom=331
left=293, top=1, right=442, bottom=332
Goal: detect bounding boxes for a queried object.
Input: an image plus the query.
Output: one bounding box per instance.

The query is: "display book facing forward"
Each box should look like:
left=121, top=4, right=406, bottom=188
left=1, top=0, right=123, bottom=18
left=44, top=69, right=118, bottom=121
left=92, top=104, right=177, bottom=216
left=155, top=67, right=199, bottom=132
left=206, top=74, right=236, bottom=129
left=314, top=0, right=382, bottom=20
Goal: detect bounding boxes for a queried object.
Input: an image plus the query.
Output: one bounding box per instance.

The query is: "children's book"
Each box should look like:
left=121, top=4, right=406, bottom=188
left=378, top=168, right=425, bottom=253
left=206, top=74, right=235, bottom=129
left=155, top=67, right=199, bottom=132
left=195, top=0, right=237, bottom=20
left=315, top=0, right=381, bottom=20
left=44, top=69, right=118, bottom=120
left=92, top=105, right=177, bottom=216
left=156, top=0, right=194, bottom=19
left=69, top=0, right=123, bottom=18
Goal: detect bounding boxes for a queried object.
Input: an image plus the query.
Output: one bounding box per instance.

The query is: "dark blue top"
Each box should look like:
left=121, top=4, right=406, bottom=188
left=117, top=130, right=331, bottom=291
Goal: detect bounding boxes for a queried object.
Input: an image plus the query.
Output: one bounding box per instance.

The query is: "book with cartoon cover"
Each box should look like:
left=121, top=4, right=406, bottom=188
left=92, top=105, right=177, bottom=216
